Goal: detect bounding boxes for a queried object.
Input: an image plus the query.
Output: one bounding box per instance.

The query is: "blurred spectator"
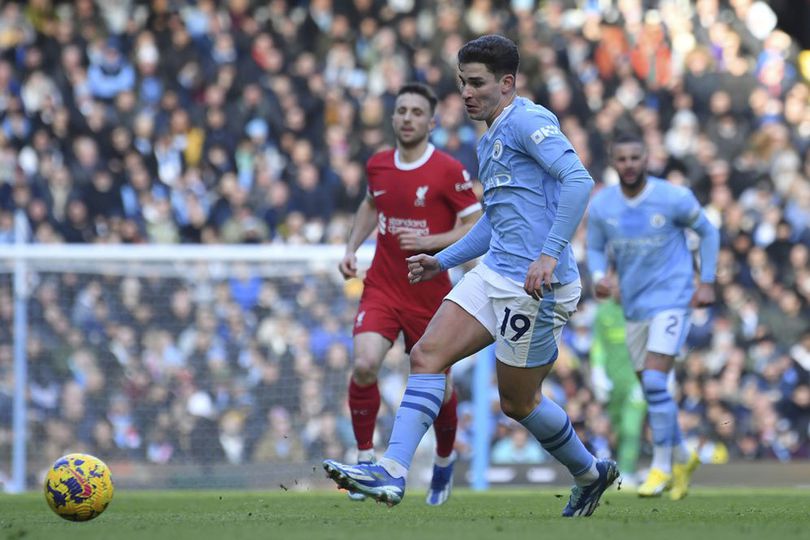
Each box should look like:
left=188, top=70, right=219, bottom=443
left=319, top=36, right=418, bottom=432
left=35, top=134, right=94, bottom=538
left=0, top=0, right=808, bottom=481
left=491, top=424, right=548, bottom=464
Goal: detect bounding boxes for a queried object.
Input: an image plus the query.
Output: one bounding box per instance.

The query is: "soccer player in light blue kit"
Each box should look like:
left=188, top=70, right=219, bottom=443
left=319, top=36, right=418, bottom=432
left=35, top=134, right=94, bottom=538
left=586, top=132, right=720, bottom=500
left=324, top=34, right=618, bottom=517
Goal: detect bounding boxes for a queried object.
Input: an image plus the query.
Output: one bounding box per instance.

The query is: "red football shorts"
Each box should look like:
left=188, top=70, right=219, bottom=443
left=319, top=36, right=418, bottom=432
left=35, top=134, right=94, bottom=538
left=352, top=286, right=439, bottom=353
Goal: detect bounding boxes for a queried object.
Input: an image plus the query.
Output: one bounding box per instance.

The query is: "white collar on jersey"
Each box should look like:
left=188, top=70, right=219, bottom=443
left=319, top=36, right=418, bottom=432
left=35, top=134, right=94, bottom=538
left=622, top=178, right=656, bottom=207
left=394, top=143, right=435, bottom=170
left=484, top=103, right=516, bottom=141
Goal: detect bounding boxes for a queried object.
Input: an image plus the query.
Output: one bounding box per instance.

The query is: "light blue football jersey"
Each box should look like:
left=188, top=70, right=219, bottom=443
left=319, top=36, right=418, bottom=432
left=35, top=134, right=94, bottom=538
left=586, top=177, right=704, bottom=321
left=477, top=96, right=582, bottom=284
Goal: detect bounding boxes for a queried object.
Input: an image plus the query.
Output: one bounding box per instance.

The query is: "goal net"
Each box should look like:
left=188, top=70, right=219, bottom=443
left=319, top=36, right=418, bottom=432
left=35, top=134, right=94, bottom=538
left=0, top=243, right=429, bottom=491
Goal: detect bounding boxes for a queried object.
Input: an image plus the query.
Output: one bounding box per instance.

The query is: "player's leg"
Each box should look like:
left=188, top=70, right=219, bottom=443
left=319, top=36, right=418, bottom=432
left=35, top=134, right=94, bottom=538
left=344, top=300, right=398, bottom=501
left=349, top=332, right=393, bottom=461
left=498, top=361, right=596, bottom=478
left=491, top=277, right=617, bottom=517
left=324, top=267, right=495, bottom=505
left=377, top=298, right=492, bottom=472
left=626, top=318, right=668, bottom=495
left=616, top=384, right=646, bottom=487
left=636, top=309, right=691, bottom=497
left=645, top=311, right=698, bottom=501
left=402, top=313, right=458, bottom=505
left=433, top=373, right=458, bottom=462
left=637, top=351, right=676, bottom=495
left=424, top=372, right=458, bottom=505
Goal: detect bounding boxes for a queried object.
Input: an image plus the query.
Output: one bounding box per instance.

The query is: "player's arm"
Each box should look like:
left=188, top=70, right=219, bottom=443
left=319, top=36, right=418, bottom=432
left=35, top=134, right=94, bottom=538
left=586, top=207, right=613, bottom=299
left=407, top=213, right=492, bottom=284
left=676, top=190, right=720, bottom=307
left=398, top=207, right=482, bottom=252
left=540, top=150, right=594, bottom=260
left=515, top=115, right=594, bottom=295
left=339, top=194, right=377, bottom=279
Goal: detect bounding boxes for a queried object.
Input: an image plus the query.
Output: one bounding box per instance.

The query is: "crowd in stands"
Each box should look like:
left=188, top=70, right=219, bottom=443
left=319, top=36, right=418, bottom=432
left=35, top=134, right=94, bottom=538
left=1, top=0, right=810, bottom=486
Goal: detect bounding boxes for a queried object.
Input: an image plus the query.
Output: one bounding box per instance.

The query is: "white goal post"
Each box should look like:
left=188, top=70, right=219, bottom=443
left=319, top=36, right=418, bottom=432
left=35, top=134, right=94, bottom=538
left=0, top=212, right=494, bottom=494
left=0, top=230, right=374, bottom=492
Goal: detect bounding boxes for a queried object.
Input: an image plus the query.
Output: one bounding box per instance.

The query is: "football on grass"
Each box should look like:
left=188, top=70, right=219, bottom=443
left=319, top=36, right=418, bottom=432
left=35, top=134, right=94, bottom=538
left=44, top=453, right=114, bottom=521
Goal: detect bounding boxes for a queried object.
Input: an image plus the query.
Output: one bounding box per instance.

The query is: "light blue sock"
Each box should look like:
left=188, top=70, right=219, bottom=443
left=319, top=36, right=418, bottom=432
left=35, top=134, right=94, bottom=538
left=642, top=369, right=678, bottom=469
left=520, top=396, right=595, bottom=478
left=382, top=374, right=446, bottom=470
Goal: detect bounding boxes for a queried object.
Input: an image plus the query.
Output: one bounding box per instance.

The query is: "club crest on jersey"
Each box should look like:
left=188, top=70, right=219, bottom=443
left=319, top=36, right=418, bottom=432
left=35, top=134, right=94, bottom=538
left=415, top=185, right=429, bottom=207
left=650, top=213, right=666, bottom=228
left=492, top=139, right=503, bottom=159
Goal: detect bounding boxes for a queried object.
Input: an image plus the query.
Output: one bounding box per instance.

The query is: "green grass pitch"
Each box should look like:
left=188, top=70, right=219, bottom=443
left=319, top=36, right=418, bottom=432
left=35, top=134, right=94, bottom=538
left=2, top=488, right=809, bottom=540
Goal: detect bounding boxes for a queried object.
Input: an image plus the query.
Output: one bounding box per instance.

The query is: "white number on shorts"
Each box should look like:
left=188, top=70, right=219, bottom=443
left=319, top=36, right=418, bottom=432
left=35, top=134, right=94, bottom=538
left=500, top=307, right=532, bottom=342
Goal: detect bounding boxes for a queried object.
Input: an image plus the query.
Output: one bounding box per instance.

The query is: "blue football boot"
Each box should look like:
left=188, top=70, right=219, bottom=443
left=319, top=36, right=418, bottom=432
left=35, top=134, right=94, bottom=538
left=425, top=452, right=456, bottom=506
left=562, top=459, right=619, bottom=517
left=323, top=460, right=406, bottom=506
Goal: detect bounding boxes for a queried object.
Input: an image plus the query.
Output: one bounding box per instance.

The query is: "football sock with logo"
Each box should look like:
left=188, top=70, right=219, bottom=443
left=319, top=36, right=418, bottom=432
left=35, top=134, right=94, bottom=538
left=433, top=389, right=458, bottom=459
left=349, top=379, right=380, bottom=453
left=380, top=374, right=446, bottom=477
left=520, top=396, right=597, bottom=485
left=642, top=369, right=677, bottom=473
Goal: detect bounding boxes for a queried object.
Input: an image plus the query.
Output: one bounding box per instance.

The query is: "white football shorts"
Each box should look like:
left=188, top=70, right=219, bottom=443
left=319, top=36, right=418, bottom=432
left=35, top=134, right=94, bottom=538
left=445, top=263, right=581, bottom=368
left=625, top=308, right=691, bottom=371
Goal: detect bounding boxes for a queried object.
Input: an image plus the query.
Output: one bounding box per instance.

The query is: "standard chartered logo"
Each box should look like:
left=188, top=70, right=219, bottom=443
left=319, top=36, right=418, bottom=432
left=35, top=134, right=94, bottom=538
left=378, top=212, right=387, bottom=235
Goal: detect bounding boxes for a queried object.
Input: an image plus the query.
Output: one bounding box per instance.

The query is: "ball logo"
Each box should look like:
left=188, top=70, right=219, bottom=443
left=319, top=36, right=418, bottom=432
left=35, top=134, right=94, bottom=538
left=650, top=213, right=666, bottom=228
left=492, top=140, right=503, bottom=159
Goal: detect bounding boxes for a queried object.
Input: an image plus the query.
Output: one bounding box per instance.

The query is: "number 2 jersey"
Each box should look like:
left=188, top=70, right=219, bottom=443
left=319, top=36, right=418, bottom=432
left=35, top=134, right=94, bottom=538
left=587, top=177, right=705, bottom=321
left=364, top=143, right=481, bottom=315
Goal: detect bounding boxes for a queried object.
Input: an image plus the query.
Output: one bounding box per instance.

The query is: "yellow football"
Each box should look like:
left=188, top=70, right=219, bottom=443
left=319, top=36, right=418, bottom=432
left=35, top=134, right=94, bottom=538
left=43, top=453, right=114, bottom=521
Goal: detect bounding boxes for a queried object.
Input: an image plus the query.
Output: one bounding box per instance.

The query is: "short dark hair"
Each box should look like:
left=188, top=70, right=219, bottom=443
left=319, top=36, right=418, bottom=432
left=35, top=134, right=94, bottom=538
left=457, top=34, right=519, bottom=78
left=611, top=131, right=645, bottom=149
left=396, top=82, right=438, bottom=113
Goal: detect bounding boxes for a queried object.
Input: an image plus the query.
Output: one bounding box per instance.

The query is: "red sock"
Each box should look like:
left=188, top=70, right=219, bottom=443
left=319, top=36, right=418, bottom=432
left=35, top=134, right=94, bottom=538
left=433, top=389, right=458, bottom=458
left=348, top=380, right=380, bottom=451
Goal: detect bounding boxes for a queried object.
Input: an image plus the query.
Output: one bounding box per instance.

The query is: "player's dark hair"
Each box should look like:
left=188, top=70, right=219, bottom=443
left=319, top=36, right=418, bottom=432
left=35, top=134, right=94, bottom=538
left=610, top=131, right=646, bottom=152
left=397, top=82, right=438, bottom=113
left=457, top=34, right=519, bottom=78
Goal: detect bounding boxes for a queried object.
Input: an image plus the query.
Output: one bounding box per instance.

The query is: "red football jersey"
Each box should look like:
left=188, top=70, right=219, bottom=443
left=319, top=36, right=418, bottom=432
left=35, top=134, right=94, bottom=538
left=363, top=144, right=481, bottom=314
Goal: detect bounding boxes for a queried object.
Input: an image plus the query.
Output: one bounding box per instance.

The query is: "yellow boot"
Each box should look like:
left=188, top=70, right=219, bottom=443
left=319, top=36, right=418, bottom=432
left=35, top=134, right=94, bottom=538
left=670, top=452, right=700, bottom=501
left=637, top=468, right=672, bottom=497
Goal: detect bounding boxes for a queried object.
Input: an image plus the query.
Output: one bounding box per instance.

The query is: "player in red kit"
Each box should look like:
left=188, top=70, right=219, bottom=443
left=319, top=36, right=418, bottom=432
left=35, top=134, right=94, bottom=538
left=339, top=83, right=482, bottom=505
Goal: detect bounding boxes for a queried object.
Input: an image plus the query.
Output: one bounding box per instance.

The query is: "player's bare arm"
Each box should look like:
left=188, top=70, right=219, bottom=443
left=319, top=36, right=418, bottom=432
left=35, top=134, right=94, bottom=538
left=690, top=282, right=716, bottom=307
left=339, top=195, right=377, bottom=279
left=397, top=209, right=483, bottom=252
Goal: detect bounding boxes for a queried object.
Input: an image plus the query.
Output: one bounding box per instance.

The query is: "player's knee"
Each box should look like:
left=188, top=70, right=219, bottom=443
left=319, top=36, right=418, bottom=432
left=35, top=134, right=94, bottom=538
left=499, top=395, right=535, bottom=420
left=351, top=359, right=379, bottom=385
left=643, top=353, right=672, bottom=372
left=409, top=340, right=442, bottom=374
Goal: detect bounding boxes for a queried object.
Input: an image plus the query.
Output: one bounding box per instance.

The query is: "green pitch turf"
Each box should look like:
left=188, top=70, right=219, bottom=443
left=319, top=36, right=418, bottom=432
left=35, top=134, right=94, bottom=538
left=1, top=488, right=808, bottom=540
